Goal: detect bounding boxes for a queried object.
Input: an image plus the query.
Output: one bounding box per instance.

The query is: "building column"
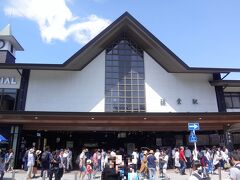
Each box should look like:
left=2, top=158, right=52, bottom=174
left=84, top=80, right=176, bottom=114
left=222, top=124, right=234, bottom=151
left=10, top=125, right=21, bottom=168
left=213, top=73, right=226, bottom=112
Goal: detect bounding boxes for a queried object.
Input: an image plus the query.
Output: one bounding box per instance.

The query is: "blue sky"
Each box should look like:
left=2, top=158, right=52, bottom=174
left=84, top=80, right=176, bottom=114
left=1, top=0, right=240, bottom=79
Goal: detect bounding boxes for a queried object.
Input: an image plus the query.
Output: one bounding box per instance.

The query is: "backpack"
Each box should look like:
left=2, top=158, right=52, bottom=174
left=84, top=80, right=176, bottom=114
left=41, top=152, right=49, bottom=162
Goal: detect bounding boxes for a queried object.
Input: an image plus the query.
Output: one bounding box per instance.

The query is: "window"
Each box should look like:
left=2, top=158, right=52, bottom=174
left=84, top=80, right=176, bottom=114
left=105, top=34, right=146, bottom=112
left=0, top=88, right=18, bottom=111
left=224, top=92, right=240, bottom=109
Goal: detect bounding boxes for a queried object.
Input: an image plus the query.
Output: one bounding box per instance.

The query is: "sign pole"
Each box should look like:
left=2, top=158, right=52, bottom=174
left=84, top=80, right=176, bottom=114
left=194, top=142, right=197, bottom=152
left=193, top=130, right=197, bottom=151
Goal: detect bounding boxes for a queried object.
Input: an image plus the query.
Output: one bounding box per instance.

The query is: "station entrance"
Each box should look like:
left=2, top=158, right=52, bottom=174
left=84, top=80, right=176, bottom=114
left=20, top=130, right=226, bottom=154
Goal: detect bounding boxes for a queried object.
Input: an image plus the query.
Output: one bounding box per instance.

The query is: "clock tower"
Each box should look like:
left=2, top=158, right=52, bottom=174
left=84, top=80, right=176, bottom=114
left=0, top=24, right=24, bottom=63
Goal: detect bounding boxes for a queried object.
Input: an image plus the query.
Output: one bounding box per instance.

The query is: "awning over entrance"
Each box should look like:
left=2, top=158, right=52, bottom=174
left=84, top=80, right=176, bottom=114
left=0, top=111, right=240, bottom=132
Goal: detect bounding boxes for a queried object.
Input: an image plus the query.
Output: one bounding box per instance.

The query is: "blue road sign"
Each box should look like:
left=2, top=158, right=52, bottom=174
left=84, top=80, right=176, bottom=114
left=188, top=123, right=200, bottom=131
left=189, top=134, right=197, bottom=143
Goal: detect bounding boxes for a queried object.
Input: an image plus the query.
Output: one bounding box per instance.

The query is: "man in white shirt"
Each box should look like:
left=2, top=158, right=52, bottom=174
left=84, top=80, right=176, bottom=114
left=27, top=148, right=35, bottom=179
left=132, top=149, right=139, bottom=172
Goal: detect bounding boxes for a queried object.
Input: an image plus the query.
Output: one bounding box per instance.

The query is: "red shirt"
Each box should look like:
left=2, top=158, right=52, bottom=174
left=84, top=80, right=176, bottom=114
left=179, top=149, right=185, bottom=161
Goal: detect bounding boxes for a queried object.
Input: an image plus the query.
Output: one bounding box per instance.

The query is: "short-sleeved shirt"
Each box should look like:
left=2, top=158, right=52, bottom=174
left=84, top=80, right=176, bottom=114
left=179, top=149, right=185, bottom=161
left=230, top=165, right=240, bottom=180
left=185, top=149, right=191, bottom=158
left=147, top=154, right=156, bottom=169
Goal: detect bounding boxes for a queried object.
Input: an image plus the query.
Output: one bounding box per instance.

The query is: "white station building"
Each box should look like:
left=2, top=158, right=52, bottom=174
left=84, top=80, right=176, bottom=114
left=0, top=12, right=240, bottom=166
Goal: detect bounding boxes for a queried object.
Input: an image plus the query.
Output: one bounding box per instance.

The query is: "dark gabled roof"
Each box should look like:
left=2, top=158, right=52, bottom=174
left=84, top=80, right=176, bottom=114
left=1, top=12, right=240, bottom=73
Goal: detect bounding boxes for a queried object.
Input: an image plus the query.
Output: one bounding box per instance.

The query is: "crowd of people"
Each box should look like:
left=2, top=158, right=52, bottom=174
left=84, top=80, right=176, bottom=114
left=0, top=145, right=239, bottom=179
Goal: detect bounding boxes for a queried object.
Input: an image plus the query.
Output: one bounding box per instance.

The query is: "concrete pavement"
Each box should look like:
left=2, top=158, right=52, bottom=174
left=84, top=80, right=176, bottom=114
left=3, top=169, right=231, bottom=180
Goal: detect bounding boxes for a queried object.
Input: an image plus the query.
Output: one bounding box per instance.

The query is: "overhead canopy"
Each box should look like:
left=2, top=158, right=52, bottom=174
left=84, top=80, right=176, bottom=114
left=0, top=111, right=240, bottom=131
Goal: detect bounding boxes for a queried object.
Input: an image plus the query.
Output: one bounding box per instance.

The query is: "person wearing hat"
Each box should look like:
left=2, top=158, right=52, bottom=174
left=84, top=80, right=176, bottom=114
left=147, top=150, right=156, bottom=180
left=86, top=159, right=93, bottom=180
left=26, top=148, right=35, bottom=179
left=139, top=150, right=148, bottom=179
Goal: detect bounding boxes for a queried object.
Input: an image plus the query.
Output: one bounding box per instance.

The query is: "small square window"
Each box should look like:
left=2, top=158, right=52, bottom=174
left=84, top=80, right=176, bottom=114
left=132, top=86, right=138, bottom=90
left=139, top=85, right=145, bottom=91
left=126, top=91, right=131, bottom=97
left=106, top=61, right=112, bottom=66
left=132, top=79, right=138, bottom=85
left=119, top=91, right=125, bottom=97
left=105, top=73, right=112, bottom=78
left=132, top=91, right=138, bottom=97
left=126, top=104, right=132, bottom=110
left=119, top=104, right=125, bottom=110
left=112, top=91, right=118, bottom=97
left=119, top=98, right=125, bottom=103
left=139, top=98, right=145, bottom=103
left=112, top=61, right=119, bottom=66
left=139, top=91, right=145, bottom=97
left=131, top=56, right=138, bottom=61
left=126, top=79, right=131, bottom=84
left=126, top=85, right=131, bottom=90
left=112, top=67, right=119, bottom=72
left=106, top=67, right=112, bottom=72
left=126, top=98, right=132, bottom=103
left=132, top=98, right=138, bottom=103
left=139, top=79, right=145, bottom=85
left=113, top=55, right=118, bottom=60
left=133, top=104, right=139, bottom=110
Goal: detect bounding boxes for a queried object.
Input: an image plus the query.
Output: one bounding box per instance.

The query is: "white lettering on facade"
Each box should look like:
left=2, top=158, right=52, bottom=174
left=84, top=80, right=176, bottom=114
left=0, top=77, right=17, bottom=85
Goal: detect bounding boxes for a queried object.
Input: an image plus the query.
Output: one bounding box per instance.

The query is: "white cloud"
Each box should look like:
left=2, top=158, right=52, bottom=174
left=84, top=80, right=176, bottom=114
left=4, top=0, right=111, bottom=44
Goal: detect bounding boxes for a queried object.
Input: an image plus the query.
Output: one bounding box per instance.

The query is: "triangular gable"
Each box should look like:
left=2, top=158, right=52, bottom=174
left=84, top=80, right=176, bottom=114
left=64, top=12, right=189, bottom=72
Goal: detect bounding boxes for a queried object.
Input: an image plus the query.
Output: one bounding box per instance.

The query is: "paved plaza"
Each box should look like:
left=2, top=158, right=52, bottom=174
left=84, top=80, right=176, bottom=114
left=3, top=169, right=231, bottom=180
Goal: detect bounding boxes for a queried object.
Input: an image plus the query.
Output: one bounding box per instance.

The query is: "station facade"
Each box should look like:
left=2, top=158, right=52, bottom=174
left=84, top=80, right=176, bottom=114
left=1, top=12, right=240, bottom=166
